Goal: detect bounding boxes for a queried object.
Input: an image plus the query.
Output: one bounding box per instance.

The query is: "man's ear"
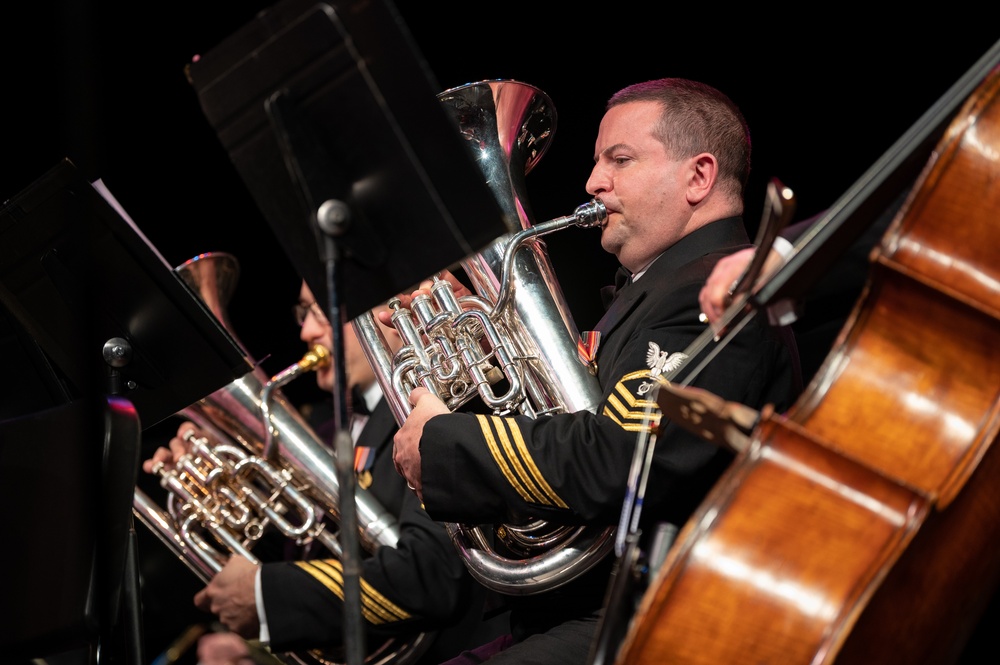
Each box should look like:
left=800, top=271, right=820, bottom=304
left=686, top=153, right=718, bottom=205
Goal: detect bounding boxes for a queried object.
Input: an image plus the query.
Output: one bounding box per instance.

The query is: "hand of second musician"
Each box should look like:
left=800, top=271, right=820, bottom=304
left=698, top=248, right=756, bottom=326
left=193, top=554, right=261, bottom=638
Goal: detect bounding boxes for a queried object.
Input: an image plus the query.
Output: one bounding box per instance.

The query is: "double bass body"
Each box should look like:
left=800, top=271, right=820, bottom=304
left=615, top=65, right=1000, bottom=663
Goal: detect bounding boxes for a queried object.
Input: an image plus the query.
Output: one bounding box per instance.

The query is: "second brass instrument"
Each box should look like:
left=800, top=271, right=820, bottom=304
left=134, top=251, right=429, bottom=665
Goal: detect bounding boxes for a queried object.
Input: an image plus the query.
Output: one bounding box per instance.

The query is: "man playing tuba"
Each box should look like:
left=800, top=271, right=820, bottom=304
left=388, top=78, right=800, bottom=664
left=144, top=281, right=508, bottom=664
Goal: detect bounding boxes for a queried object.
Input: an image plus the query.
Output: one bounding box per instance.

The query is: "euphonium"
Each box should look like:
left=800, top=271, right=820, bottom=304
left=352, top=80, right=616, bottom=595
left=133, top=251, right=431, bottom=665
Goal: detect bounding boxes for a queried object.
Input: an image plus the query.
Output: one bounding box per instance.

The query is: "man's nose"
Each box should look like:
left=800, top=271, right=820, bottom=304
left=586, top=165, right=608, bottom=196
left=300, top=312, right=323, bottom=342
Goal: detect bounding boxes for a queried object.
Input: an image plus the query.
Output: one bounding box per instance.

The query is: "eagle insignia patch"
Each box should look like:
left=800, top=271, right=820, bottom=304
left=639, top=342, right=688, bottom=394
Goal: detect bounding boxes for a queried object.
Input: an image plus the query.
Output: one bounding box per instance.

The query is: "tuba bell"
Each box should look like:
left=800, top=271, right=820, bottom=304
left=352, top=80, right=616, bottom=595
left=133, top=251, right=431, bottom=665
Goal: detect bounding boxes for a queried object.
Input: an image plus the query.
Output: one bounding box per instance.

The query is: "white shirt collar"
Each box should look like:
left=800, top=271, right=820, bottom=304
left=360, top=381, right=383, bottom=414
left=630, top=254, right=661, bottom=284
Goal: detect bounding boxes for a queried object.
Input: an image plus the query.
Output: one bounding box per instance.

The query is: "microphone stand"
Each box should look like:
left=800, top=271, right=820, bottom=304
left=102, top=337, right=146, bottom=665
left=266, top=90, right=366, bottom=665
left=318, top=200, right=367, bottom=665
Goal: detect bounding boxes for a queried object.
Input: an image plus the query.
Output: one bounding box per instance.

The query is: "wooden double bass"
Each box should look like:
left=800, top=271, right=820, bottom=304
left=613, top=56, right=1000, bottom=663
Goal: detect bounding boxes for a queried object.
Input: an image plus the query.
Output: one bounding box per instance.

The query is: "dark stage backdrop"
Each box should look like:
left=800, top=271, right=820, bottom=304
left=2, top=2, right=998, bottom=660
left=1, top=3, right=995, bottom=407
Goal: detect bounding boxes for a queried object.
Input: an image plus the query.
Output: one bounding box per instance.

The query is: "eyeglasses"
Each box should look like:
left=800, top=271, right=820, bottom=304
left=293, top=300, right=328, bottom=327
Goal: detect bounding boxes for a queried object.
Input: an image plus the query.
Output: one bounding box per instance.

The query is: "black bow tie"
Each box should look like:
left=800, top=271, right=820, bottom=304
left=601, top=266, right=633, bottom=310
left=614, top=265, right=632, bottom=291
left=350, top=385, right=371, bottom=417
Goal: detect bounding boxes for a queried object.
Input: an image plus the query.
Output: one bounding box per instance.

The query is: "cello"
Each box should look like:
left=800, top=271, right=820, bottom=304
left=613, top=53, right=1000, bottom=664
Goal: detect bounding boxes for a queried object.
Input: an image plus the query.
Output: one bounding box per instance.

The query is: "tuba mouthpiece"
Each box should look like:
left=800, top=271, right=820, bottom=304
left=574, top=198, right=607, bottom=228
left=299, top=344, right=332, bottom=372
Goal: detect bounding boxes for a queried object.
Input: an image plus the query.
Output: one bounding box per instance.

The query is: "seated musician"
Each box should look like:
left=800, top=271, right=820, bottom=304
left=142, top=281, right=508, bottom=664
left=387, top=77, right=800, bottom=664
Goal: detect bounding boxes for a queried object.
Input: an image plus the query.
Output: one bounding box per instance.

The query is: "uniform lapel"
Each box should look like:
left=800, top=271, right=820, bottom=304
left=594, top=281, right=644, bottom=339
left=356, top=399, right=396, bottom=452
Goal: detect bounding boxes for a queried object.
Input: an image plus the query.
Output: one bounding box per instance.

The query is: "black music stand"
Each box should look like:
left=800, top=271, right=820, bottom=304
left=0, top=159, right=254, bottom=663
left=0, top=158, right=253, bottom=427
left=185, top=0, right=514, bottom=322
left=186, top=2, right=512, bottom=662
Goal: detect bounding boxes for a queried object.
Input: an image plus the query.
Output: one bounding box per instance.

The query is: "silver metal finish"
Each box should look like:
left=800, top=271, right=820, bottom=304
left=353, top=80, right=616, bottom=595
left=134, top=252, right=428, bottom=665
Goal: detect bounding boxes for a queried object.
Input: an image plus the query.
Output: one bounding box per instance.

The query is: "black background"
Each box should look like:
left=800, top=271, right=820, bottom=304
left=4, top=3, right=996, bottom=408
left=2, top=2, right=998, bottom=659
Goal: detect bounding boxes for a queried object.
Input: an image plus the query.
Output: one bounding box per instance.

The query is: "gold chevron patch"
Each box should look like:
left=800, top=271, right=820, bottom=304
left=294, top=559, right=412, bottom=625
left=603, top=370, right=660, bottom=433
left=476, top=414, right=568, bottom=509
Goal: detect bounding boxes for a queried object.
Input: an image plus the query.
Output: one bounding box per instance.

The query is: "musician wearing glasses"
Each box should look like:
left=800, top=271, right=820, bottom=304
left=143, top=281, right=506, bottom=664
left=388, top=78, right=800, bottom=664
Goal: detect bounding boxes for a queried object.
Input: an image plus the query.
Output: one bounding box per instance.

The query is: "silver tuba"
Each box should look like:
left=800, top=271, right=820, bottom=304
left=352, top=80, right=616, bottom=596
left=133, top=251, right=431, bottom=665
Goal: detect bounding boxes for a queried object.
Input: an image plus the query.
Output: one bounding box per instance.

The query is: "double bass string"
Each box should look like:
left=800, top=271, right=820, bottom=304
left=613, top=176, right=795, bottom=555
left=599, top=179, right=792, bottom=665
left=616, top=34, right=1000, bottom=602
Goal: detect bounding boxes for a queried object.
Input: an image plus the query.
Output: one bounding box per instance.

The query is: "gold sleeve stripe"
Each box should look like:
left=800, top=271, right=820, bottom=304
left=618, top=420, right=659, bottom=433
left=488, top=416, right=552, bottom=504
left=602, top=405, right=623, bottom=425
left=294, top=560, right=412, bottom=624
left=311, top=560, right=411, bottom=623
left=607, top=391, right=658, bottom=421
left=601, top=373, right=661, bottom=434
left=614, top=382, right=640, bottom=405
left=358, top=577, right=411, bottom=622
left=476, top=414, right=540, bottom=504
left=495, top=416, right=568, bottom=509
left=490, top=416, right=559, bottom=505
left=621, top=369, right=652, bottom=382
left=602, top=405, right=658, bottom=433
left=605, top=393, right=633, bottom=419
left=296, top=560, right=410, bottom=624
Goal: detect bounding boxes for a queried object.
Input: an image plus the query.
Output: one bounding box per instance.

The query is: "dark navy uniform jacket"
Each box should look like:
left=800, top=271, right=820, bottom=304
left=261, top=397, right=506, bottom=662
left=418, top=216, right=800, bottom=642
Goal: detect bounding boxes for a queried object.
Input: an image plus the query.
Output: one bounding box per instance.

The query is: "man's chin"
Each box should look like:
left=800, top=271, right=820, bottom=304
left=317, top=371, right=335, bottom=394
left=599, top=233, right=620, bottom=257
